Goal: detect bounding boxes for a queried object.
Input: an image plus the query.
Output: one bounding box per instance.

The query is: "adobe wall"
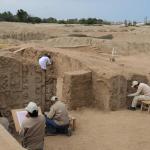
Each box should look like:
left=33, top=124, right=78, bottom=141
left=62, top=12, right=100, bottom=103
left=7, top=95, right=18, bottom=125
left=14, top=47, right=89, bottom=106
left=92, top=74, right=127, bottom=111
left=93, top=73, right=150, bottom=111
left=0, top=54, right=56, bottom=133
left=62, top=70, right=93, bottom=109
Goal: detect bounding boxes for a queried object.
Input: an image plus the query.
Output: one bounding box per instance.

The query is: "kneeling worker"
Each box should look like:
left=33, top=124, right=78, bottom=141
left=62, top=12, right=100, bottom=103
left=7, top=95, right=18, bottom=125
left=128, top=81, right=150, bottom=110
left=45, top=96, right=71, bottom=136
left=20, top=102, right=45, bottom=150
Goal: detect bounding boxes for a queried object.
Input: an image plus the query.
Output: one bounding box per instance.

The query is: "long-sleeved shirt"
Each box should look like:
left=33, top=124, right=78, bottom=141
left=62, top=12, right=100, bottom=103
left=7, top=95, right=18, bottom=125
left=47, top=100, right=69, bottom=126
left=129, top=83, right=150, bottom=97
left=39, top=56, right=52, bottom=70
left=20, top=115, right=45, bottom=150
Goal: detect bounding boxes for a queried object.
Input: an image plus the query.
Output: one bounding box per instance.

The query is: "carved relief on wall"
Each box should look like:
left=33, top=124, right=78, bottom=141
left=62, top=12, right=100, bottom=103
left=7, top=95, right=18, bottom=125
left=0, top=74, right=9, bottom=91
left=0, top=56, right=10, bottom=68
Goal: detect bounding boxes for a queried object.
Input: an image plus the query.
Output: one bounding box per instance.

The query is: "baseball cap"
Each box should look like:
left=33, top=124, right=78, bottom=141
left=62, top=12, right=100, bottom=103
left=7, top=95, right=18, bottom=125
left=51, top=96, right=58, bottom=102
left=131, top=81, right=138, bottom=88
left=25, top=102, right=38, bottom=113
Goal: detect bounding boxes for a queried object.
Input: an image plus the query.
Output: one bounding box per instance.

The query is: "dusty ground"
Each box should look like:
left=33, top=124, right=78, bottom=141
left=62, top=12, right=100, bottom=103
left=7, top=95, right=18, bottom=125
left=45, top=108, right=150, bottom=150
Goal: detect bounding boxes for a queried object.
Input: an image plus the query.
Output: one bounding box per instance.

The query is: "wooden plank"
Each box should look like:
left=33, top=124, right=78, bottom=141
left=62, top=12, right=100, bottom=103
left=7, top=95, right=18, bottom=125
left=141, top=100, right=150, bottom=105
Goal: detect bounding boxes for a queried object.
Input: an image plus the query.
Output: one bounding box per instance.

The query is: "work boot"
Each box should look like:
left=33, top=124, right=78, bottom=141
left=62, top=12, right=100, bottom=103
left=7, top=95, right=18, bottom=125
left=128, top=106, right=136, bottom=111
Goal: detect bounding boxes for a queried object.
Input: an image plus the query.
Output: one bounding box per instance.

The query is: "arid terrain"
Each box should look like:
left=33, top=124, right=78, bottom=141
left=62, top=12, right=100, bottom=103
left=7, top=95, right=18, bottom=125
left=45, top=108, right=150, bottom=150
left=0, top=22, right=150, bottom=150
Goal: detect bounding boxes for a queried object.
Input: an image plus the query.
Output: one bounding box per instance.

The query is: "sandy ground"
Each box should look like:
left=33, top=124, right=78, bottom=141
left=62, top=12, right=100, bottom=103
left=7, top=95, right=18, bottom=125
left=45, top=108, right=150, bottom=150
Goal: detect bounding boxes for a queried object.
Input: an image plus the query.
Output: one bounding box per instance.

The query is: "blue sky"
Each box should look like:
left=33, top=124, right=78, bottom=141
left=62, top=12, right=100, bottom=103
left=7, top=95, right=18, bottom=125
left=0, top=0, right=149, bottom=21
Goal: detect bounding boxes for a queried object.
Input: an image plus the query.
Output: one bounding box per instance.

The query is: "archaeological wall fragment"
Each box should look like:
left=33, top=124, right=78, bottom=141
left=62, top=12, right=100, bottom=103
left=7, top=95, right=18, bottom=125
left=62, top=70, right=93, bottom=109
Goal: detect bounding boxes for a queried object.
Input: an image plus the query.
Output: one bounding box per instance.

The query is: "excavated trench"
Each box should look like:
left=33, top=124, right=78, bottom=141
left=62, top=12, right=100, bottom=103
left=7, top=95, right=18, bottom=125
left=0, top=47, right=149, bottom=134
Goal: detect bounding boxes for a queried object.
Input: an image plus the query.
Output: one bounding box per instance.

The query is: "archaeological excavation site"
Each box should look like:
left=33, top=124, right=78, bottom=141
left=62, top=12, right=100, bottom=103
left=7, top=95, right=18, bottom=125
left=1, top=22, right=150, bottom=150
left=0, top=45, right=149, bottom=132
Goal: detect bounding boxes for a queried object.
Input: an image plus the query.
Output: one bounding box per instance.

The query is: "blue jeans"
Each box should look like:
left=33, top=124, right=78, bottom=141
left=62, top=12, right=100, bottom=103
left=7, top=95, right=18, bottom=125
left=45, top=116, right=69, bottom=134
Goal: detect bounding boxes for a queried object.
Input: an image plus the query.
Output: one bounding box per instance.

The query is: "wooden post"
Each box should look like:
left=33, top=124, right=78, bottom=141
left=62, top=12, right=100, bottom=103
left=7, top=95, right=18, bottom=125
left=141, top=102, right=143, bottom=111
left=148, top=105, right=150, bottom=113
left=41, top=70, right=46, bottom=113
left=69, top=116, right=76, bottom=131
left=44, top=70, right=46, bottom=111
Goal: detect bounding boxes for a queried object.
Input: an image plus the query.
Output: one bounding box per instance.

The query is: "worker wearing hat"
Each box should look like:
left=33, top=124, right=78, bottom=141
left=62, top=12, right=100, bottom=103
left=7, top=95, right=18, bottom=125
left=39, top=54, right=52, bottom=71
left=45, top=96, right=71, bottom=136
left=128, top=81, right=150, bottom=110
left=20, top=102, right=45, bottom=150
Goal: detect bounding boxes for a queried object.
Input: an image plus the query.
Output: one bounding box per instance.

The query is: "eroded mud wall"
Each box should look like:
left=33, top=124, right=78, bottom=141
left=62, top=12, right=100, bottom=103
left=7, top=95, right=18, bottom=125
left=0, top=55, right=56, bottom=133
left=0, top=56, right=24, bottom=133
left=93, top=74, right=127, bottom=110
left=62, top=70, right=93, bottom=109
left=109, top=75, right=127, bottom=110
left=93, top=79, right=110, bottom=110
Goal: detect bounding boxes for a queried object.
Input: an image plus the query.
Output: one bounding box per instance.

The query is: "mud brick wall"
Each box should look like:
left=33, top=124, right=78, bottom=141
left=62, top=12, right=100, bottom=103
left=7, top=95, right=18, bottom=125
left=0, top=57, right=23, bottom=133
left=109, top=75, right=127, bottom=110
left=93, top=77, right=110, bottom=110
left=0, top=55, right=56, bottom=133
left=62, top=70, right=93, bottom=109
left=45, top=65, right=57, bottom=111
left=93, top=75, right=127, bottom=111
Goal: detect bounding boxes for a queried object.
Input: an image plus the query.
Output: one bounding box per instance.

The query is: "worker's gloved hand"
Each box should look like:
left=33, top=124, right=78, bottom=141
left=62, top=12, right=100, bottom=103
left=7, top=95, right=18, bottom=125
left=127, top=94, right=133, bottom=97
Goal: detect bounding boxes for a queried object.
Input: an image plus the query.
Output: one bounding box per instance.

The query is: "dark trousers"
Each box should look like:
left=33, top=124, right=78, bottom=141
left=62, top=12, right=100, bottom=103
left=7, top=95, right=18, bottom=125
left=45, top=116, right=69, bottom=134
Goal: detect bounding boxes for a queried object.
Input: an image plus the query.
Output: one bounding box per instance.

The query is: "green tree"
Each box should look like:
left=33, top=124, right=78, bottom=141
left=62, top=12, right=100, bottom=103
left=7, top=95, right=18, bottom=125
left=0, top=11, right=14, bottom=21
left=17, top=9, right=29, bottom=22
left=79, top=18, right=86, bottom=24
left=66, top=19, right=78, bottom=24
left=27, top=16, right=42, bottom=23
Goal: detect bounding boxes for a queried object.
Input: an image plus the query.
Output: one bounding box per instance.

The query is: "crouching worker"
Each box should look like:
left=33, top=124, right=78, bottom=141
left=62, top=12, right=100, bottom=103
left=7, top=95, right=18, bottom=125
left=19, top=102, right=45, bottom=150
left=128, top=81, right=150, bottom=110
left=45, top=96, right=71, bottom=136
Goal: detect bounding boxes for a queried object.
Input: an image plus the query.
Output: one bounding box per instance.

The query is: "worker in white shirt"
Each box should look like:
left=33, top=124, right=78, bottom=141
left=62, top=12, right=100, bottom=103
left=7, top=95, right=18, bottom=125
left=39, top=54, right=52, bottom=71
left=39, top=54, right=52, bottom=108
left=128, top=81, right=150, bottom=110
